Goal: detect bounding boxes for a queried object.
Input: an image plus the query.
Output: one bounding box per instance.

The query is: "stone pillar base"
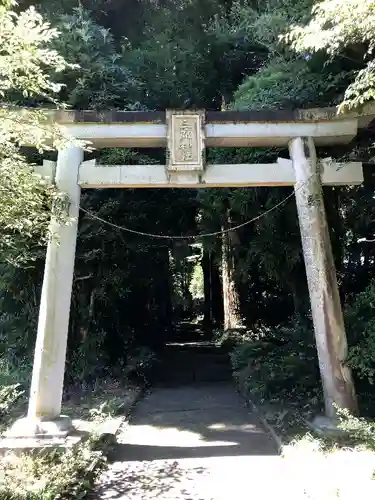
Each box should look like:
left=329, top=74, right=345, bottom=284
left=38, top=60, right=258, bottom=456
left=306, top=415, right=347, bottom=438
left=5, top=415, right=72, bottom=439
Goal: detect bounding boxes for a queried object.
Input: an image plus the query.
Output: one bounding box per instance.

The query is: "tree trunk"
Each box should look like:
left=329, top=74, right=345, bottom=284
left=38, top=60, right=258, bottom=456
left=158, top=246, right=173, bottom=344
left=81, top=287, right=96, bottom=343
left=290, top=264, right=309, bottom=319
left=221, top=210, right=242, bottom=331
left=211, top=250, right=224, bottom=326
left=202, top=247, right=213, bottom=328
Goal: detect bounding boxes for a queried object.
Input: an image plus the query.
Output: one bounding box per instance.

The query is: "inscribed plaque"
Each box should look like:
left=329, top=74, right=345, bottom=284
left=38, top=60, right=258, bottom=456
left=167, top=110, right=205, bottom=171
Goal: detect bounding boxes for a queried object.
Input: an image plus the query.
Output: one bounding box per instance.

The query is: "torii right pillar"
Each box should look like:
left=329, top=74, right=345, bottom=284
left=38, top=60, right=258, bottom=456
left=289, top=137, right=358, bottom=424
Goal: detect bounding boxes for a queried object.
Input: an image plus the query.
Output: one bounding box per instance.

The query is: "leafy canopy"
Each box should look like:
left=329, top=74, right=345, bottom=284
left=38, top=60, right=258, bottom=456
left=0, top=1, right=77, bottom=264
left=285, top=0, right=375, bottom=111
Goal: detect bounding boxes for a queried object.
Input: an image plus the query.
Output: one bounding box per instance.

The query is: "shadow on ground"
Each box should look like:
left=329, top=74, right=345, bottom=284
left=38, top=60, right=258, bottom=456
left=110, top=384, right=278, bottom=462
left=93, top=461, right=209, bottom=499
left=92, top=384, right=280, bottom=499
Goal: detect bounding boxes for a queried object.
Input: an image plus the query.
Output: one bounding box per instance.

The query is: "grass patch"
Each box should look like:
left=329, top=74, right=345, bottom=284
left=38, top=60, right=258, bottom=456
left=0, top=434, right=107, bottom=500
left=281, top=433, right=375, bottom=499
left=0, top=377, right=142, bottom=499
left=63, top=378, right=141, bottom=422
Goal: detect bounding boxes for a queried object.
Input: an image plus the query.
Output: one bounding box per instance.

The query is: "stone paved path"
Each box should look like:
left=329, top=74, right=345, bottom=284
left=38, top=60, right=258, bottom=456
left=92, top=384, right=288, bottom=499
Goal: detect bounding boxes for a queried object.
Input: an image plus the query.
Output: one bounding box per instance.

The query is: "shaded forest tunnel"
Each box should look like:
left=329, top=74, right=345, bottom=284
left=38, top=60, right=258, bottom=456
left=68, top=182, right=313, bottom=390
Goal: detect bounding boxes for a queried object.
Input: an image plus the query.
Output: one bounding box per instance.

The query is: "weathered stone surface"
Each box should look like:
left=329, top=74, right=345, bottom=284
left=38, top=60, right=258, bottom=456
left=5, top=415, right=72, bottom=439
left=78, top=159, right=363, bottom=189
left=26, top=146, right=84, bottom=426
left=48, top=101, right=375, bottom=125
left=7, top=146, right=83, bottom=439
left=306, top=416, right=347, bottom=437
left=166, top=110, right=205, bottom=172
left=289, top=137, right=357, bottom=418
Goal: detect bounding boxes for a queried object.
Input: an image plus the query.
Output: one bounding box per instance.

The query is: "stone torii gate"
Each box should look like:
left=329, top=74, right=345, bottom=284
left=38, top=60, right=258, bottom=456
left=7, top=105, right=375, bottom=439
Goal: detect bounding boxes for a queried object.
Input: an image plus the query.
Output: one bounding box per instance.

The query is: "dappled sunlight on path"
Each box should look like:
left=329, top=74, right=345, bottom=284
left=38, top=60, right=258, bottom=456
left=92, top=385, right=279, bottom=499
left=112, top=385, right=277, bottom=462
left=95, top=456, right=284, bottom=500
left=92, top=385, right=375, bottom=499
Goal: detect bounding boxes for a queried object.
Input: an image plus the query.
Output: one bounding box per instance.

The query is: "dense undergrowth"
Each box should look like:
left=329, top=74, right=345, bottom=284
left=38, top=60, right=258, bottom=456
left=0, top=350, right=151, bottom=499
left=0, top=436, right=107, bottom=500
left=213, top=278, right=375, bottom=448
left=0, top=396, right=107, bottom=500
left=0, top=372, right=144, bottom=500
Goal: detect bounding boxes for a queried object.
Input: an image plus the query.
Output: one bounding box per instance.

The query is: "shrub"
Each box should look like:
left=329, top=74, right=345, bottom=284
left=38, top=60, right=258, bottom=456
left=0, top=393, right=127, bottom=499
left=213, top=328, right=249, bottom=350
left=230, top=318, right=321, bottom=405
left=345, top=279, right=375, bottom=384
left=65, top=329, right=111, bottom=388
left=0, top=384, right=24, bottom=422
left=0, top=434, right=107, bottom=499
left=336, top=405, right=375, bottom=450
left=0, top=357, right=29, bottom=431
left=88, top=397, right=125, bottom=423
left=123, top=346, right=159, bottom=386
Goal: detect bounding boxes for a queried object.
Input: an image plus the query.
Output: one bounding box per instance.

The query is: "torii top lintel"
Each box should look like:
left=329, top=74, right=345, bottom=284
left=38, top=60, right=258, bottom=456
left=50, top=103, right=375, bottom=149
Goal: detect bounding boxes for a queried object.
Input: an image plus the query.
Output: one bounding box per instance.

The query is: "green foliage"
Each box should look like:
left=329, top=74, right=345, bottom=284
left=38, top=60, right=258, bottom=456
left=123, top=346, right=159, bottom=385
left=229, top=276, right=375, bottom=414
left=336, top=405, right=375, bottom=450
left=66, top=329, right=111, bottom=385
left=280, top=430, right=375, bottom=499
left=0, top=433, right=107, bottom=500
left=213, top=327, right=249, bottom=350
left=233, top=57, right=345, bottom=110
left=0, top=263, right=42, bottom=378
left=0, top=153, right=51, bottom=265
left=285, top=0, right=375, bottom=111
left=122, top=13, right=218, bottom=109
left=231, top=318, right=321, bottom=405
left=0, top=384, right=24, bottom=427
left=229, top=0, right=352, bottom=112
left=0, top=3, right=70, bottom=100
left=211, top=0, right=314, bottom=56
left=0, top=2, right=82, bottom=264
left=52, top=8, right=140, bottom=109
left=87, top=397, right=125, bottom=422
left=0, top=356, right=30, bottom=432
left=346, top=279, right=375, bottom=384
left=0, top=385, right=127, bottom=499
left=189, top=261, right=204, bottom=301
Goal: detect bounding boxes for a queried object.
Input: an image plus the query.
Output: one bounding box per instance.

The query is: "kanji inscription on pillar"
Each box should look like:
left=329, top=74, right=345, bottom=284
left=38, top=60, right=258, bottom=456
left=167, top=110, right=205, bottom=171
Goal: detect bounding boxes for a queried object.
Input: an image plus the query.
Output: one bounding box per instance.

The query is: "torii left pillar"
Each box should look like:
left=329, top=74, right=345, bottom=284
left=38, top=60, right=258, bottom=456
left=8, top=145, right=83, bottom=438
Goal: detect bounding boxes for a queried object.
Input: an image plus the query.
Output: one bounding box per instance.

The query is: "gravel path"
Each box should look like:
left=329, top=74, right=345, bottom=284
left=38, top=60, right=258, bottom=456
left=92, top=384, right=282, bottom=499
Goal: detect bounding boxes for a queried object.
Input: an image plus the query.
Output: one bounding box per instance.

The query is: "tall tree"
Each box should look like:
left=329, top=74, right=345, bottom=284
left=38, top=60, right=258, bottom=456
left=0, top=1, right=78, bottom=265
left=285, top=0, right=375, bottom=112
left=221, top=207, right=242, bottom=331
